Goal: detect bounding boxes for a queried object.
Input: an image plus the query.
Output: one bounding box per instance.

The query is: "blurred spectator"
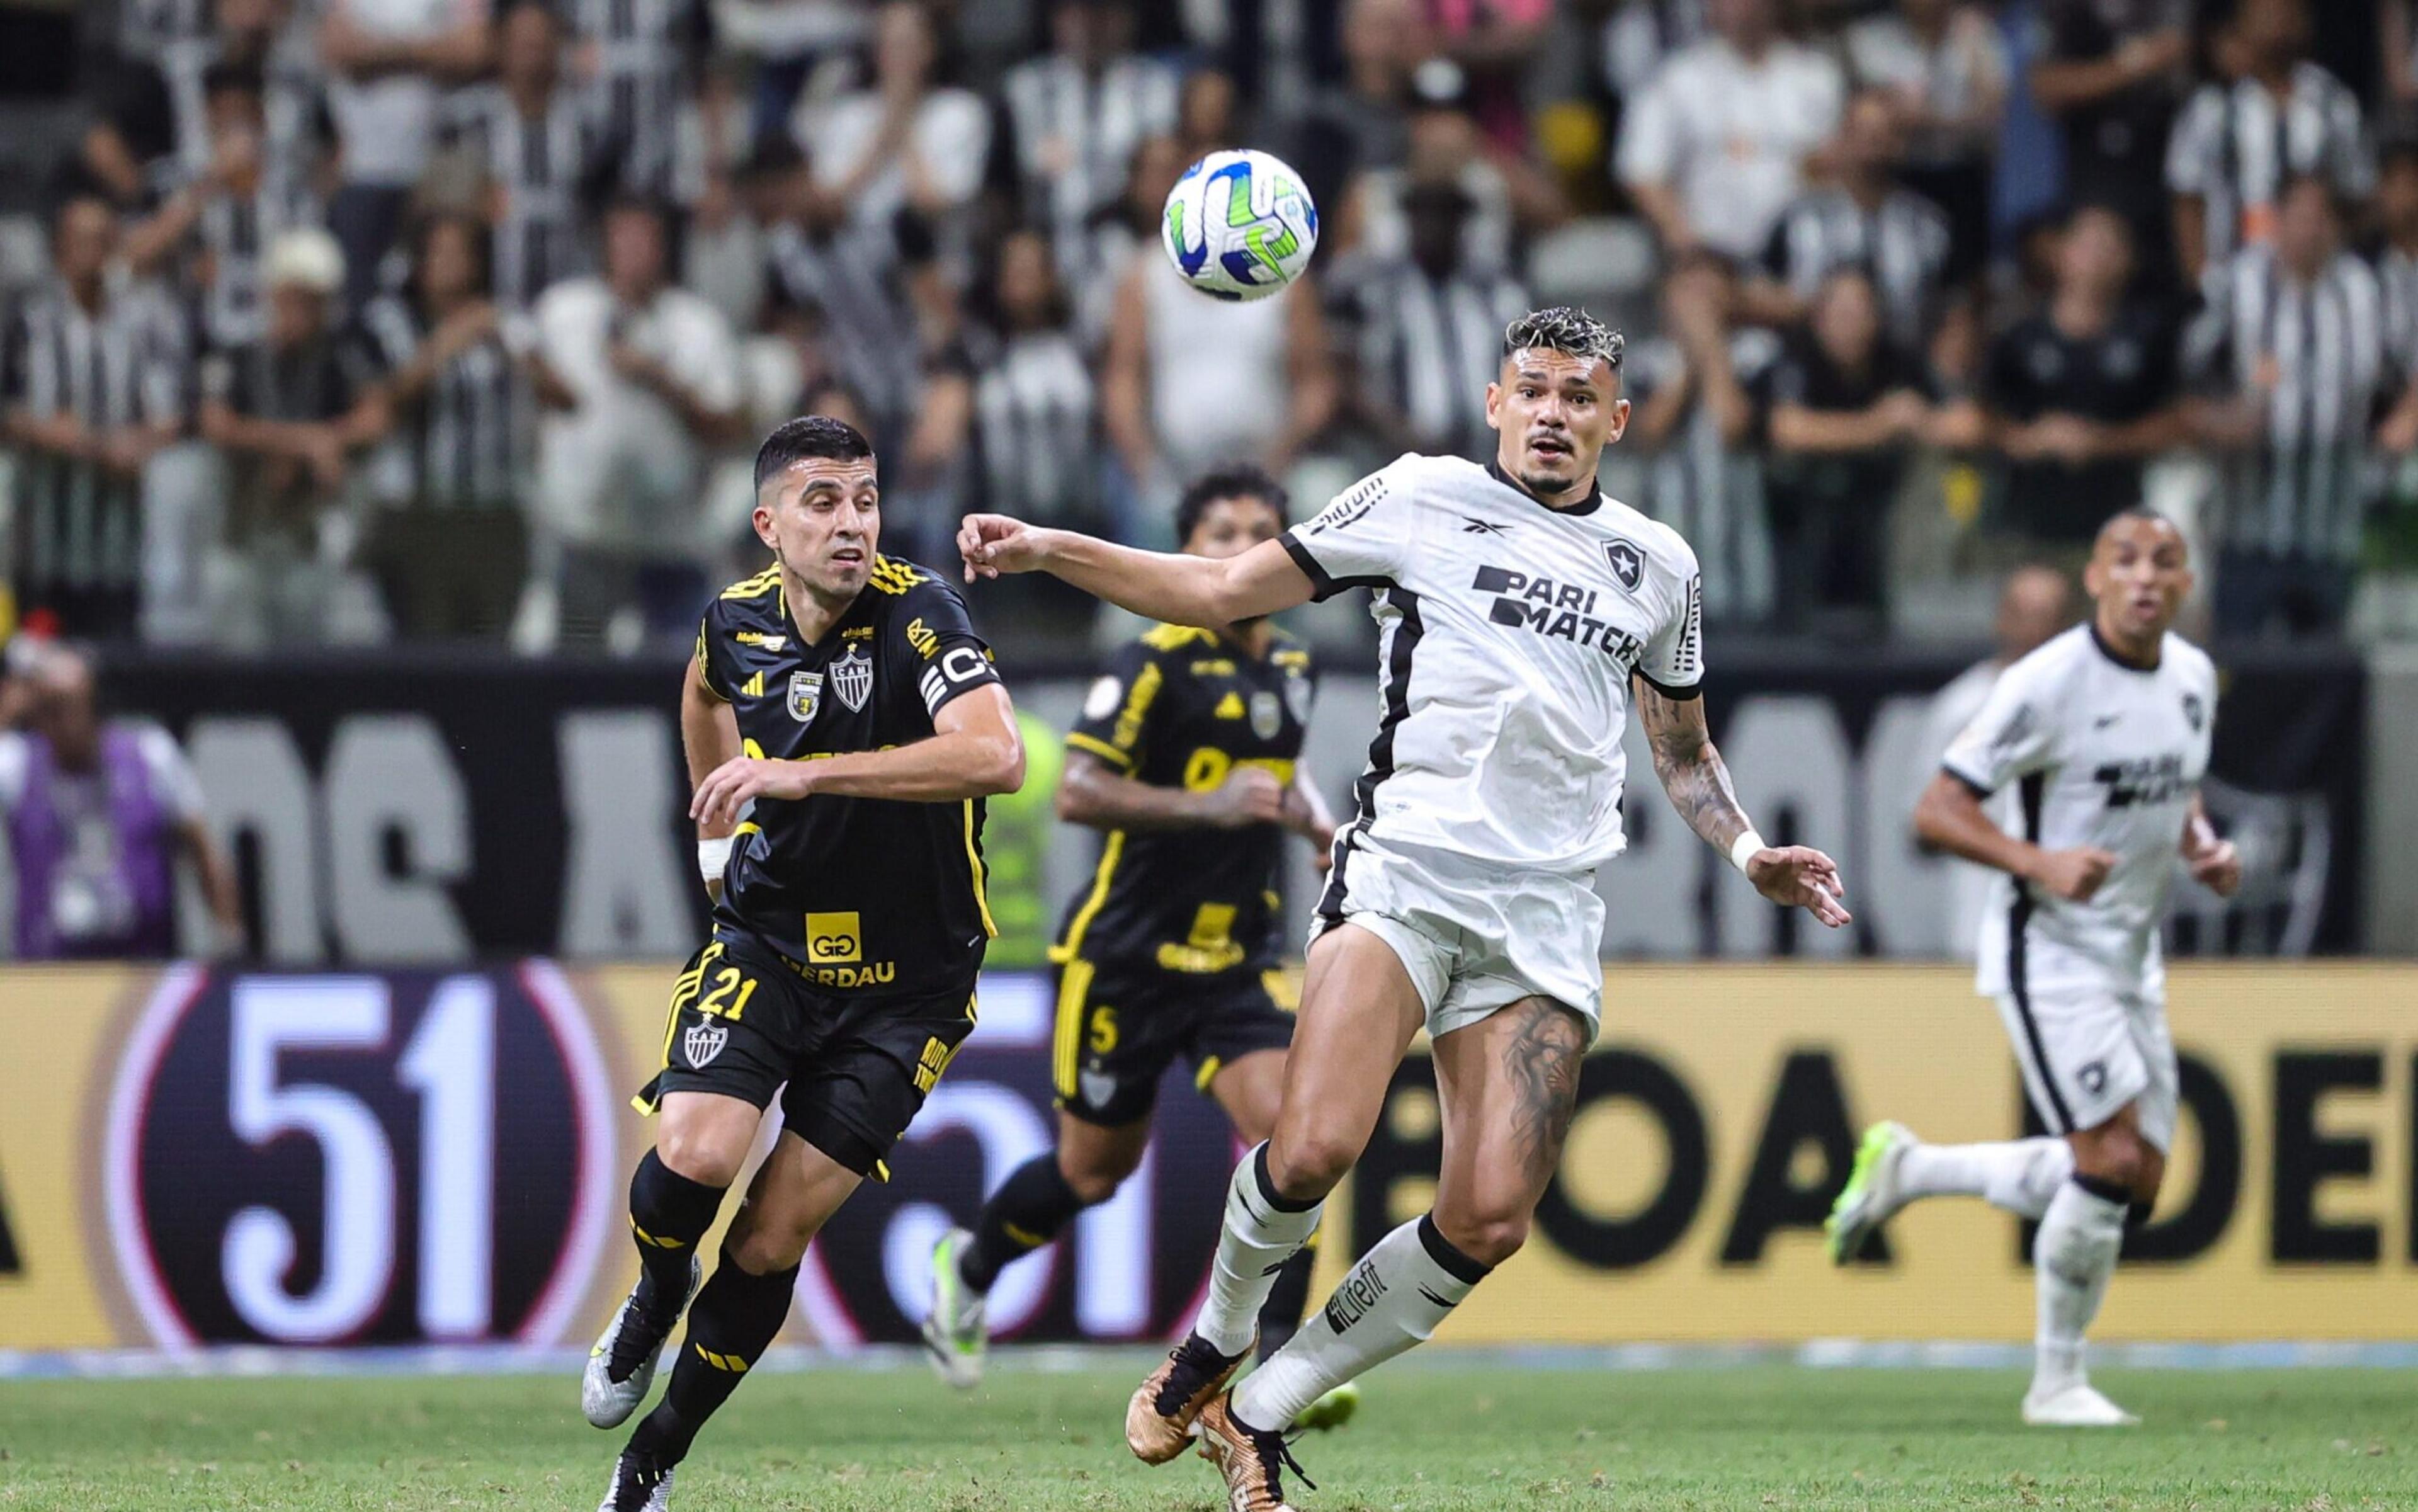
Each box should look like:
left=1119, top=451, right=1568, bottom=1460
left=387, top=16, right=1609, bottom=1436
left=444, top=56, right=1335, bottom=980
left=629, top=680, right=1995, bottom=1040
left=529, top=196, right=744, bottom=650
left=118, top=0, right=216, bottom=65
left=1071, top=133, right=1190, bottom=348
left=2165, top=0, right=2367, bottom=288
left=1623, top=250, right=1778, bottom=625
left=2030, top=0, right=2191, bottom=261
left=2378, top=138, right=2418, bottom=380
left=1762, top=267, right=1953, bottom=634
left=1176, top=67, right=1239, bottom=162
left=1421, top=0, right=1551, bottom=155
left=996, top=0, right=1180, bottom=298
left=1291, top=0, right=1421, bottom=219
left=2192, top=176, right=2395, bottom=639
left=566, top=0, right=711, bottom=201
left=123, top=60, right=324, bottom=353
left=1749, top=89, right=1955, bottom=365
left=1333, top=179, right=1530, bottom=461
left=966, top=227, right=1099, bottom=525
left=1601, top=0, right=1706, bottom=106
left=1104, top=224, right=1337, bottom=540
left=84, top=0, right=331, bottom=215
left=360, top=214, right=534, bottom=638
left=2, top=188, right=188, bottom=639
left=2387, top=1, right=2418, bottom=111
left=435, top=0, right=599, bottom=310
left=752, top=138, right=921, bottom=443
left=196, top=227, right=392, bottom=647
left=1349, top=60, right=1536, bottom=276
left=796, top=1, right=990, bottom=241
left=1841, top=0, right=2006, bottom=273
left=1977, top=204, right=2182, bottom=555
left=1615, top=0, right=1845, bottom=259
left=320, top=0, right=494, bottom=310
left=0, top=641, right=242, bottom=960
left=1918, top=563, right=2074, bottom=960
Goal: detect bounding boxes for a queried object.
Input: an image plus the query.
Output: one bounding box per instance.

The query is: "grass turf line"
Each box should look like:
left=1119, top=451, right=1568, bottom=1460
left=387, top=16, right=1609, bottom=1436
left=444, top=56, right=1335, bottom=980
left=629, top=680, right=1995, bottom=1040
left=0, top=1365, right=2410, bottom=1509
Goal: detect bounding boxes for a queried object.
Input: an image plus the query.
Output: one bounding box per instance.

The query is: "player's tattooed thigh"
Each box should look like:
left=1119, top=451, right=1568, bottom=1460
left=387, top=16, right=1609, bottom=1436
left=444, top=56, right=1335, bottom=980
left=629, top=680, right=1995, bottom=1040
left=1500, top=999, right=1586, bottom=1186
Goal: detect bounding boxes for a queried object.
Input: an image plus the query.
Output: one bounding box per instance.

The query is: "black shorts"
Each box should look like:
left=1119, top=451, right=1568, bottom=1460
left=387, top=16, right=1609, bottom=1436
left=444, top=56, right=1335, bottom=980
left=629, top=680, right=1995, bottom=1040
left=1050, top=957, right=1296, bottom=1127
left=637, top=930, right=978, bottom=1178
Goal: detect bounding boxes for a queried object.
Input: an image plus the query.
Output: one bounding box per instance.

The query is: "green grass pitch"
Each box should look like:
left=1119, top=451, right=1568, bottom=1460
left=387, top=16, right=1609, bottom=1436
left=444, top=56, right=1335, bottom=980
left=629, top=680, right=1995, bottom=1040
left=0, top=1361, right=2410, bottom=1510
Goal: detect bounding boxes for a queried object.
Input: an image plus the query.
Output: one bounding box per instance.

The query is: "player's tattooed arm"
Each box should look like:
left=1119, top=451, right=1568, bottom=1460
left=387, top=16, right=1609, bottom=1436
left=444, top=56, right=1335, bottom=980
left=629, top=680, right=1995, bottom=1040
left=1638, top=678, right=1853, bottom=928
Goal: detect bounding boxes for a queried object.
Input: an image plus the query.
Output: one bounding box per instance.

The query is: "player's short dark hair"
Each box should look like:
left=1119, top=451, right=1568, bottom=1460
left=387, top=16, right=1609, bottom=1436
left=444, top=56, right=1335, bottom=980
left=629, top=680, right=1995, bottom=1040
left=1176, top=465, right=1290, bottom=543
left=2097, top=504, right=2178, bottom=541
left=1503, top=306, right=1623, bottom=373
left=754, top=414, right=875, bottom=492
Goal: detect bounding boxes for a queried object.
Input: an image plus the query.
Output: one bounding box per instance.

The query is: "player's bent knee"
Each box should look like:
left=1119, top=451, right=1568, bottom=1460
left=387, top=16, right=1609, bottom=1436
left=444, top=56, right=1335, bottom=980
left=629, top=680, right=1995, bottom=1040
left=1059, top=1158, right=1132, bottom=1207
left=725, top=1220, right=812, bottom=1275
left=1266, top=1127, right=1359, bottom=1202
left=2070, top=1120, right=2150, bottom=1190
left=656, top=1125, right=751, bottom=1190
left=1433, top=1208, right=1528, bottom=1268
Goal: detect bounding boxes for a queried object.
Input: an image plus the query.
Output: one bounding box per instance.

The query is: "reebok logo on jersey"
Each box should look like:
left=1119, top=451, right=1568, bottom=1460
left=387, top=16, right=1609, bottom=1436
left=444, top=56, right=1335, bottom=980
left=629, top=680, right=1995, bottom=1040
left=1472, top=565, right=1645, bottom=666
left=2093, top=713, right=2121, bottom=729
left=1460, top=516, right=1509, bottom=535
left=1322, top=1257, right=1389, bottom=1334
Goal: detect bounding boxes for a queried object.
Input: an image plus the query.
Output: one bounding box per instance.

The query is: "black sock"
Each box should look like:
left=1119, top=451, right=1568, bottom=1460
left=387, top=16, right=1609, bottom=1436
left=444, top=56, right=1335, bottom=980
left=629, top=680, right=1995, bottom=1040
left=1256, top=1227, right=1321, bottom=1362
left=627, top=1151, right=727, bottom=1313
left=960, top=1154, right=1089, bottom=1292
left=625, top=1248, right=798, bottom=1468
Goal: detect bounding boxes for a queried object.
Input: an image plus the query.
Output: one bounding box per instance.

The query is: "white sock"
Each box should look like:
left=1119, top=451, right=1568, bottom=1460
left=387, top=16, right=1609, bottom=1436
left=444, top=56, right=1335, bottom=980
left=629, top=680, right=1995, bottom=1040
left=1231, top=1214, right=1487, bottom=1431
left=1899, top=1137, right=2074, bottom=1219
left=1193, top=1144, right=1324, bottom=1358
left=2031, top=1176, right=2127, bottom=1394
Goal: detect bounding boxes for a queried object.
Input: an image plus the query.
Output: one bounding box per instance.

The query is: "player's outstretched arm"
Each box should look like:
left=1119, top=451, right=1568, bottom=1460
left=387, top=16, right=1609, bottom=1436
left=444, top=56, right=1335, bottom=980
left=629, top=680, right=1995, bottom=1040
left=1912, top=770, right=2115, bottom=902
left=1637, top=678, right=1852, bottom=928
left=957, top=514, right=1315, bottom=628
left=690, top=685, right=1026, bottom=826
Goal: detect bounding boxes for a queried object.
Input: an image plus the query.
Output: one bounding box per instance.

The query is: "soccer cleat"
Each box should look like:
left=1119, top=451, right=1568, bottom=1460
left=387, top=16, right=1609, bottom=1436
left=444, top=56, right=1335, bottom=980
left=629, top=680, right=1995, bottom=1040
left=597, top=1452, right=676, bottom=1511
left=1195, top=1392, right=1314, bottom=1512
left=1127, top=1331, right=1251, bottom=1464
left=1291, top=1380, right=1360, bottom=1433
left=1826, top=1120, right=1916, bottom=1265
left=921, top=1227, right=988, bottom=1390
left=583, top=1257, right=701, bottom=1429
left=2022, top=1382, right=2141, bottom=1427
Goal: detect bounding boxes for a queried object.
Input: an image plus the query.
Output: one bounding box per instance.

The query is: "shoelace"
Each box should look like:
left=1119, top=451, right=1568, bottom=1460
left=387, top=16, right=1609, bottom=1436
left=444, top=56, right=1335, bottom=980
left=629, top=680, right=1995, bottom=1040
left=606, top=1294, right=680, bottom=1384
left=1150, top=1337, right=1234, bottom=1415
left=1257, top=1426, right=1317, bottom=1496
left=613, top=1457, right=670, bottom=1512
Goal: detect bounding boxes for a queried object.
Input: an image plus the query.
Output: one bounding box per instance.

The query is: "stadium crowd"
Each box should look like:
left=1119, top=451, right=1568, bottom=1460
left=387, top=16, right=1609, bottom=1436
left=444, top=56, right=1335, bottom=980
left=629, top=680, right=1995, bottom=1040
left=3, top=0, right=2417, bottom=654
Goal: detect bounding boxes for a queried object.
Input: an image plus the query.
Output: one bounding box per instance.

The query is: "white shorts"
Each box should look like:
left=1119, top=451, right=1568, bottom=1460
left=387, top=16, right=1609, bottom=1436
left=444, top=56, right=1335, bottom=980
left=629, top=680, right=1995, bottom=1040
left=1308, top=831, right=1604, bottom=1040
left=1994, top=985, right=2177, bottom=1152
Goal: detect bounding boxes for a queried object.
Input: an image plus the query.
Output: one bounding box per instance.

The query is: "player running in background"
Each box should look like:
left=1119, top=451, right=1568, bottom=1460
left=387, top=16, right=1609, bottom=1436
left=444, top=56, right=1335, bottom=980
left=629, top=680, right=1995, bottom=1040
left=959, top=307, right=1849, bottom=1511
left=584, top=416, right=1025, bottom=1512
left=1826, top=508, right=2242, bottom=1428
left=922, top=467, right=1354, bottom=1423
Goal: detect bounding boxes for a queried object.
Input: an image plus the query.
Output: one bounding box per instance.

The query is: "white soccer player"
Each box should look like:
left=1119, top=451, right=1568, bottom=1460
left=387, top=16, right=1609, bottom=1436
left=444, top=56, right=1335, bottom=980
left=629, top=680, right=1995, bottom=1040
left=959, top=307, right=1849, bottom=1510
left=1825, top=508, right=2242, bottom=1427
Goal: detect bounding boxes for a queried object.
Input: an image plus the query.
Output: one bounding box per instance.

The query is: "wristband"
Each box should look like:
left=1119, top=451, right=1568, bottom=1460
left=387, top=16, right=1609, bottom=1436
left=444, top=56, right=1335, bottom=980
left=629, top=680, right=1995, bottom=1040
left=1729, top=831, right=1767, bottom=876
left=697, top=835, right=734, bottom=882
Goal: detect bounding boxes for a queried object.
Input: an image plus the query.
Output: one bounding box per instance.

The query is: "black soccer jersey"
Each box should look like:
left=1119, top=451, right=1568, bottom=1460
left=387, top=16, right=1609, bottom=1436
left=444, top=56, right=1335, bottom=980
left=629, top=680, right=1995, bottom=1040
left=695, top=555, right=1004, bottom=994
left=1052, top=623, right=1316, bottom=978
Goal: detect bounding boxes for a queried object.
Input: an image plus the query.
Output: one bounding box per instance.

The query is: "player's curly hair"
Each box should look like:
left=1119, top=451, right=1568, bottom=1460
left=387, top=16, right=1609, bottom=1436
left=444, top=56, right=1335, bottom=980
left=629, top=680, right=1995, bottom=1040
left=1503, top=306, right=1624, bottom=372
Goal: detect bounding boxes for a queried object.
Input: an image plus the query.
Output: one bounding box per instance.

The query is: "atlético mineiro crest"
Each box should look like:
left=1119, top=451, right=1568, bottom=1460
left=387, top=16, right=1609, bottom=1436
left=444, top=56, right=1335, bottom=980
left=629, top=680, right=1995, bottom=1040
left=1250, top=690, right=1281, bottom=739
left=2182, top=693, right=2205, bottom=733
left=684, top=1021, right=729, bottom=1068
left=788, top=669, right=824, bottom=723
left=1603, top=537, right=1643, bottom=593
left=832, top=644, right=874, bottom=712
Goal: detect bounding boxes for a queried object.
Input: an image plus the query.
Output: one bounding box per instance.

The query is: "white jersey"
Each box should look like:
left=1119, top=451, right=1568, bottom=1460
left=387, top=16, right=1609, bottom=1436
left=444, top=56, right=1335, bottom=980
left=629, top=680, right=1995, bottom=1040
left=1281, top=452, right=1704, bottom=876
left=1941, top=623, right=2217, bottom=1003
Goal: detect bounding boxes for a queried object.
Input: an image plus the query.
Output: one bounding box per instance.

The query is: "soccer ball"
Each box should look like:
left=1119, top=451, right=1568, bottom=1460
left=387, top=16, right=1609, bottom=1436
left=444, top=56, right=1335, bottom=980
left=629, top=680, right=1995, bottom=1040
left=1161, top=149, right=1319, bottom=302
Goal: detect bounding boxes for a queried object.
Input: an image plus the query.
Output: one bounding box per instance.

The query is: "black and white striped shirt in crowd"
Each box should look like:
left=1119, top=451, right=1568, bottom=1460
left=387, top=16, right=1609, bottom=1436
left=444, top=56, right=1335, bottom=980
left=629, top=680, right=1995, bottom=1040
left=118, top=0, right=210, bottom=62
left=154, top=30, right=331, bottom=196
left=567, top=0, right=705, bottom=200
left=2375, top=242, right=2418, bottom=377
left=360, top=296, right=530, bottom=512
left=997, top=53, right=1179, bottom=290
left=1338, top=259, right=1530, bottom=462
left=147, top=157, right=323, bottom=351
left=1761, top=187, right=1953, bottom=356
left=968, top=326, right=1097, bottom=520
left=1616, top=330, right=1781, bottom=625
left=440, top=84, right=598, bottom=309
left=2165, top=62, right=2370, bottom=273
left=2191, top=247, right=2393, bottom=563
left=764, top=220, right=916, bottom=433
left=1, top=280, right=188, bottom=596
